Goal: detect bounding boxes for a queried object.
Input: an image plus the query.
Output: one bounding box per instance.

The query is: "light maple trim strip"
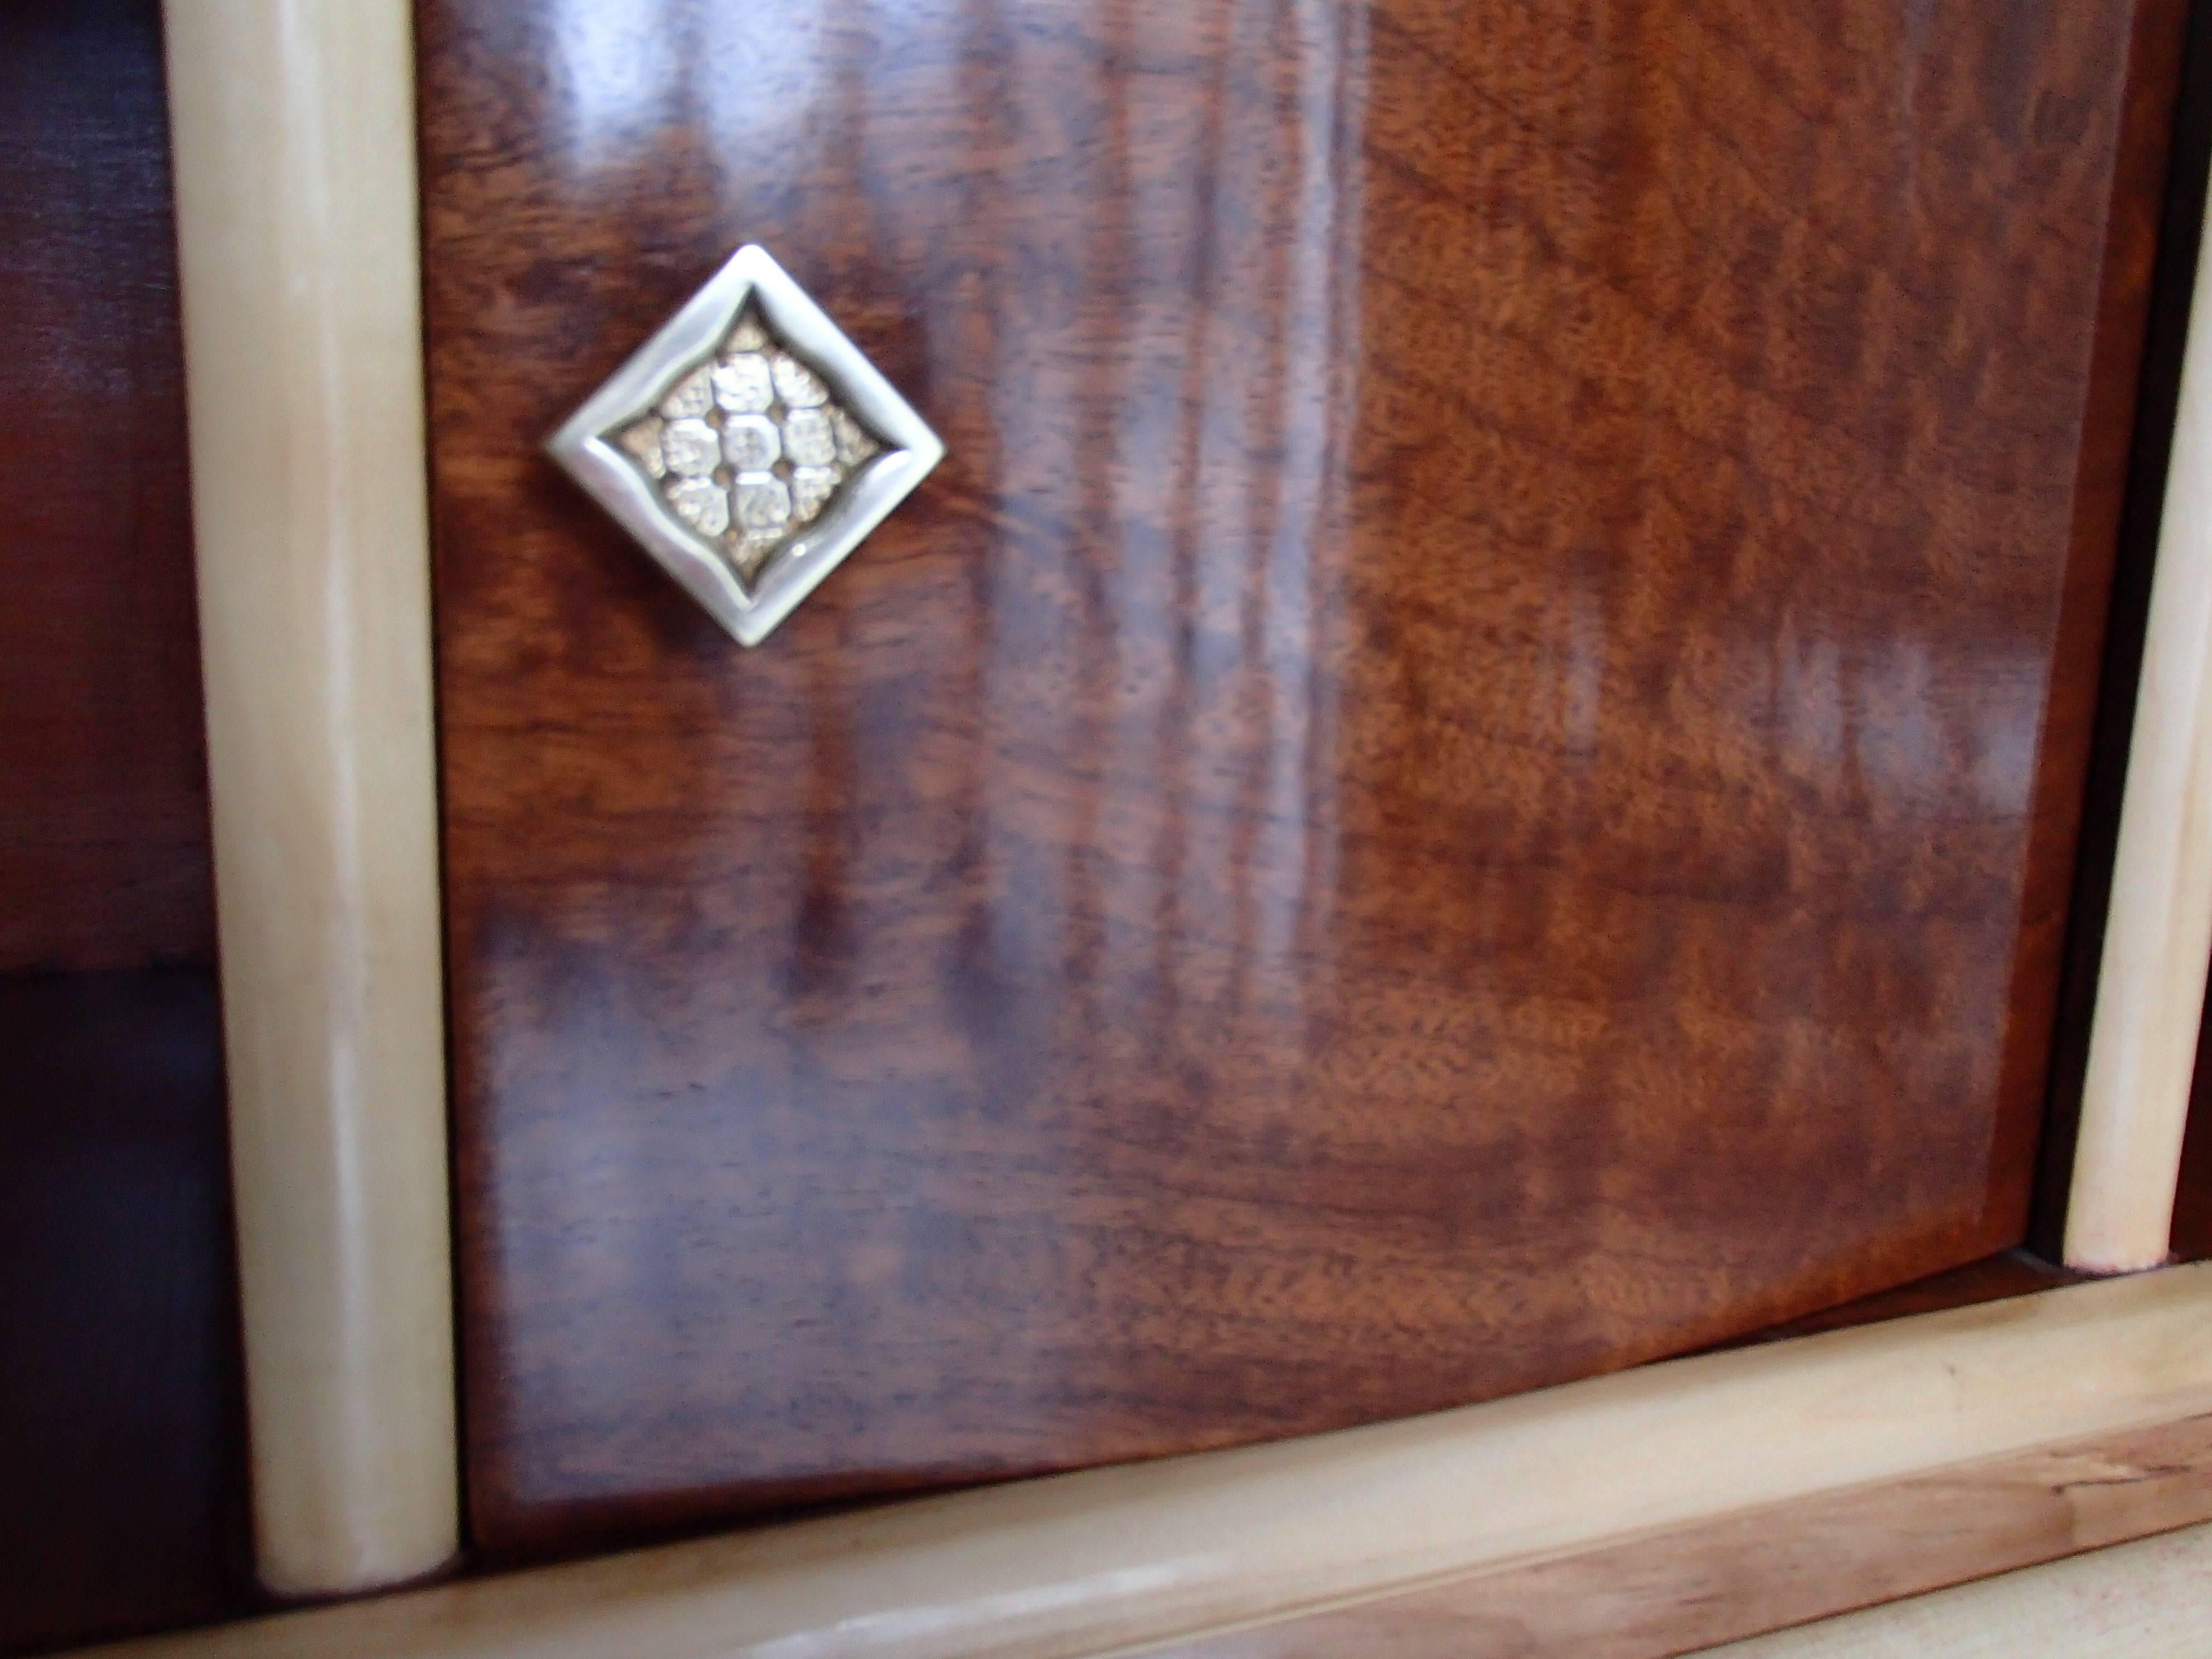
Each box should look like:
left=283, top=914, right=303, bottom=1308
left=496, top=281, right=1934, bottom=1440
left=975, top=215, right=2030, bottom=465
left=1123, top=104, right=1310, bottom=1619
left=1152, top=1408, right=2212, bottom=1657
left=163, top=0, right=459, bottom=1596
left=2066, top=160, right=2212, bottom=1273
left=79, top=1265, right=2212, bottom=1659
left=1696, top=1519, right=2212, bottom=1657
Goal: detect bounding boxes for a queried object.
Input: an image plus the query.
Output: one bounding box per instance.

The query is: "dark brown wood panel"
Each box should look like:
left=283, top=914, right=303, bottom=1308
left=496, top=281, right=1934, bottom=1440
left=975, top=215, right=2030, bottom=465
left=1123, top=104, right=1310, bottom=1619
left=0, top=3, right=255, bottom=1650
left=0, top=0, right=214, bottom=977
left=1719, top=1248, right=2079, bottom=1348
left=419, top=0, right=2188, bottom=1554
left=0, top=974, right=255, bottom=1656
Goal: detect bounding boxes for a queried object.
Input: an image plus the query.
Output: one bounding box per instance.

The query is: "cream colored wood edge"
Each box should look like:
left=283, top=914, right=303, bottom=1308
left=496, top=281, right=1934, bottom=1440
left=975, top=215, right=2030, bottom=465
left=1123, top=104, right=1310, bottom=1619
left=2066, top=163, right=2212, bottom=1272
left=1691, top=1518, right=2212, bottom=1657
left=163, top=0, right=459, bottom=1597
left=80, top=1264, right=2212, bottom=1659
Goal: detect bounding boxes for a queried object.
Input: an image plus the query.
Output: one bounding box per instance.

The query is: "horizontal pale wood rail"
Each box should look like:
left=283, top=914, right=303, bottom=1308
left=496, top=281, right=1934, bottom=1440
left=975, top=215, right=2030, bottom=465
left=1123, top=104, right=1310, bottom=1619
left=1160, top=1409, right=2212, bottom=1657
left=1700, top=1520, right=2212, bottom=1657
left=79, top=1264, right=2212, bottom=1659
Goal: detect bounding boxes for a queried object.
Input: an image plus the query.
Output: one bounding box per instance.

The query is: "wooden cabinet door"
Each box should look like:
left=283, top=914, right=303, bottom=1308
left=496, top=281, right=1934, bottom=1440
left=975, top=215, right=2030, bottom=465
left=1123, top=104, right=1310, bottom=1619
left=419, top=0, right=2186, bottom=1555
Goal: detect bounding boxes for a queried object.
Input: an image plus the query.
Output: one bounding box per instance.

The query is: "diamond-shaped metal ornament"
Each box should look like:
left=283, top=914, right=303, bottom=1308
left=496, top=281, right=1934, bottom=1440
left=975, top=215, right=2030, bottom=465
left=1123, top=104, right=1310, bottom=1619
left=547, top=245, right=944, bottom=647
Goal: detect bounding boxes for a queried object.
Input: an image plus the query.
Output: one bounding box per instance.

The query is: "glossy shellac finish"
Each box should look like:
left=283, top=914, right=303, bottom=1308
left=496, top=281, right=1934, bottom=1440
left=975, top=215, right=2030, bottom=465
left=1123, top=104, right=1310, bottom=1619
left=419, top=0, right=2185, bottom=1550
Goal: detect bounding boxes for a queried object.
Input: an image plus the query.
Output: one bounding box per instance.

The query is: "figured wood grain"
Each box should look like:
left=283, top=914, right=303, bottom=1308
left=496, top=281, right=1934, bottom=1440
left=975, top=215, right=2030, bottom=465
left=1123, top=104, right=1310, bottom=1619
left=418, top=0, right=2189, bottom=1551
left=1718, top=1249, right=2078, bottom=1347
left=0, top=0, right=212, bottom=973
left=1161, top=1412, right=2212, bottom=1659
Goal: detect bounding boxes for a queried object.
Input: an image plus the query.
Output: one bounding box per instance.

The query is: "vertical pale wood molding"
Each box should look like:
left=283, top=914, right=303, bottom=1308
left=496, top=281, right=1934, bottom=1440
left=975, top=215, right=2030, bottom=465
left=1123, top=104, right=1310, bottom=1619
left=2067, top=167, right=2212, bottom=1273
left=163, top=0, right=459, bottom=1594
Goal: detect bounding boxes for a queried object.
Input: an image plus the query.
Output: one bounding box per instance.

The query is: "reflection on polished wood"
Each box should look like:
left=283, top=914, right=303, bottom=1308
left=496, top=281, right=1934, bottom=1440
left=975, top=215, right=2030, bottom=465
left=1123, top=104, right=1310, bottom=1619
left=418, top=0, right=2187, bottom=1550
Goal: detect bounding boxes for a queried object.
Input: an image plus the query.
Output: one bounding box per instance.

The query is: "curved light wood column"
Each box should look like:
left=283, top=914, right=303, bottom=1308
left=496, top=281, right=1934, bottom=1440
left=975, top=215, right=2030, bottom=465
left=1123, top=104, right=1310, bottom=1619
left=2067, top=162, right=2212, bottom=1274
left=163, top=0, right=458, bottom=1595
left=70, top=1265, right=2212, bottom=1658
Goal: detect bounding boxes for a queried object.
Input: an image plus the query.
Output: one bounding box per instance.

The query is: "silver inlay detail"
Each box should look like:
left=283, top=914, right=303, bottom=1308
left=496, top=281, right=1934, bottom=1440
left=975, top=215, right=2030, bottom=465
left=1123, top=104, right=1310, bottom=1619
left=547, top=244, right=945, bottom=647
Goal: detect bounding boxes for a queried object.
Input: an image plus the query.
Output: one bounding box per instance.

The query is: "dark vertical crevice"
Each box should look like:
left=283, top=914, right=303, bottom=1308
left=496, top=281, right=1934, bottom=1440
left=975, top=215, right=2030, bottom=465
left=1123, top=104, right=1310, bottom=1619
left=2032, top=0, right=2212, bottom=1259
